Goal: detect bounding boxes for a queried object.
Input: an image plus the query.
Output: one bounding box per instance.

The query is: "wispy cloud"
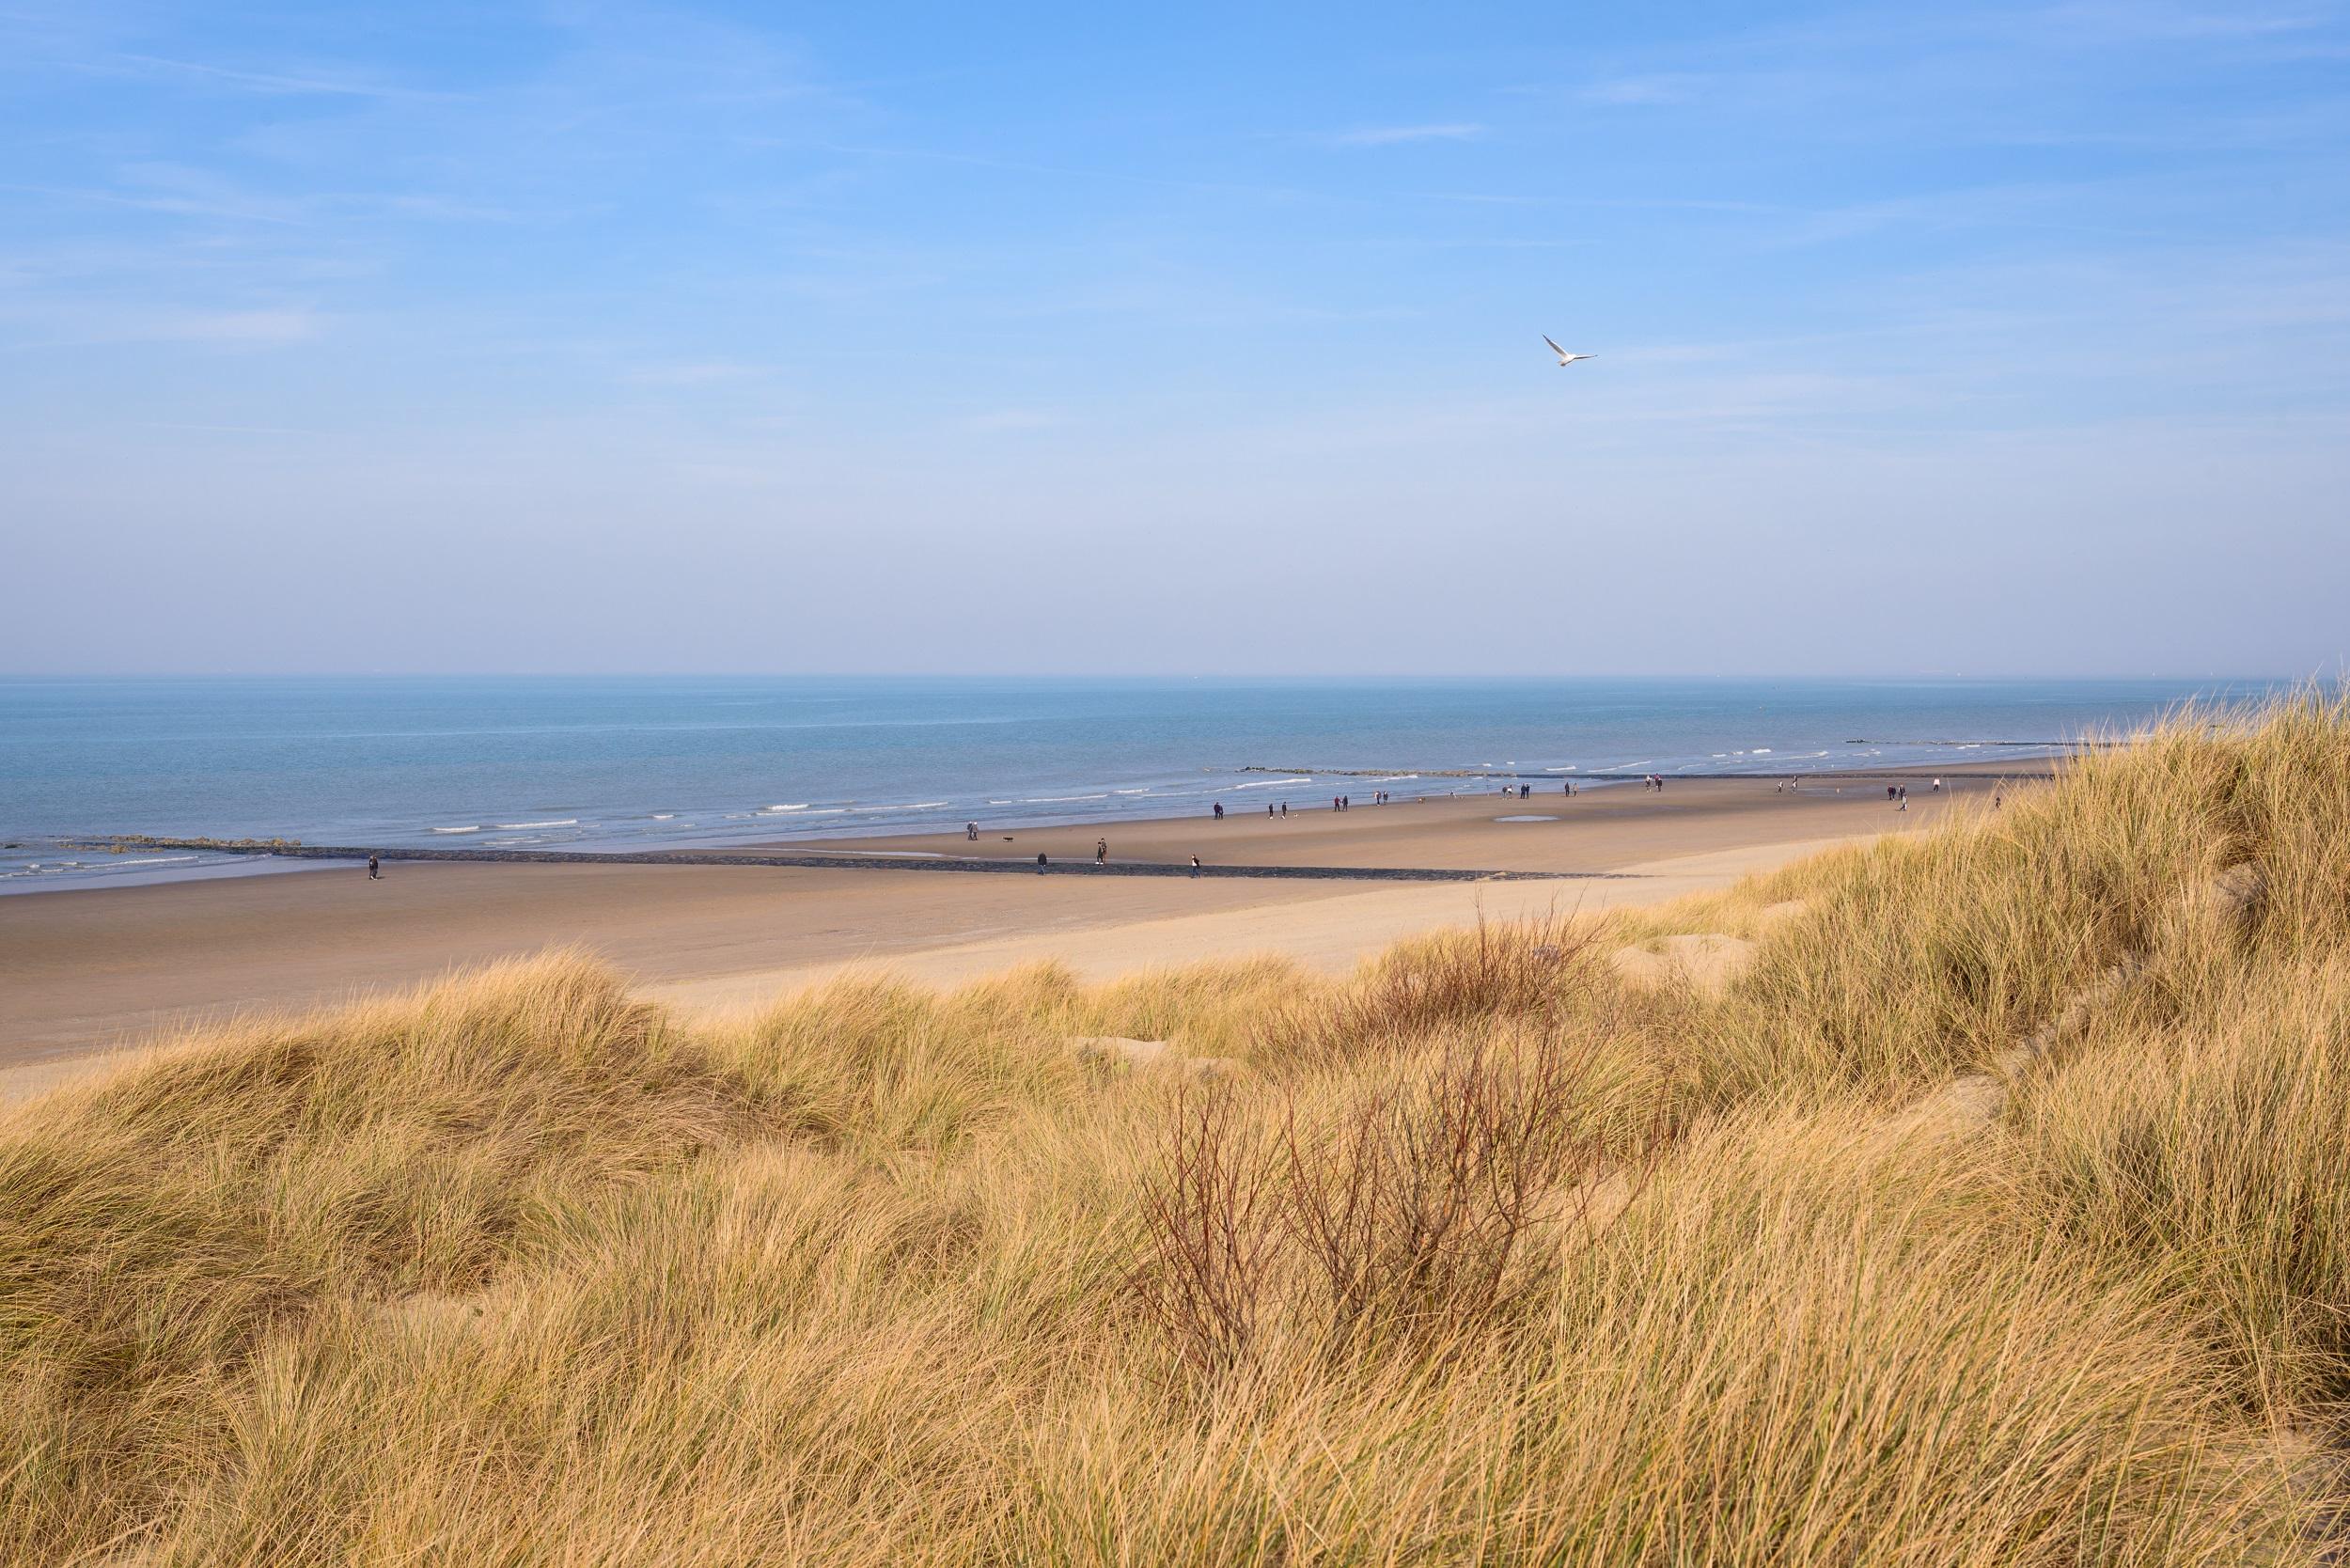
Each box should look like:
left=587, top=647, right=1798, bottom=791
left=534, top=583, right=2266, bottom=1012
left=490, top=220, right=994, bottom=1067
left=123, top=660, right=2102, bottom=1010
left=958, top=407, right=1064, bottom=432
left=1324, top=123, right=1486, bottom=148
left=101, top=51, right=456, bottom=102
left=1577, top=74, right=1705, bottom=106
left=822, top=139, right=1317, bottom=200
left=2015, top=2, right=2333, bottom=46
left=0, top=305, right=326, bottom=353
left=140, top=421, right=317, bottom=435
left=626, top=360, right=771, bottom=386
left=150, top=306, right=322, bottom=344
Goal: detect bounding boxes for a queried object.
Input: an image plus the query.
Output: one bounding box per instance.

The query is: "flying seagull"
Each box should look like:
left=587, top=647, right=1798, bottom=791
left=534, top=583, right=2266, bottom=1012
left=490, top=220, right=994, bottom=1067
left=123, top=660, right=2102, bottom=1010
left=1542, top=335, right=1596, bottom=367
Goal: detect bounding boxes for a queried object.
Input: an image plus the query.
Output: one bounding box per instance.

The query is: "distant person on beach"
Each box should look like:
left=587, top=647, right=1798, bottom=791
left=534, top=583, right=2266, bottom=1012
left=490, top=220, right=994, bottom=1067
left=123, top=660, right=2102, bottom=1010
left=1280, top=802, right=1288, bottom=818
left=367, top=855, right=380, bottom=881
left=1267, top=803, right=1275, bottom=818
left=1932, top=777, right=1942, bottom=792
left=1036, top=853, right=1048, bottom=873
left=1095, top=839, right=1107, bottom=867
left=1189, top=855, right=1200, bottom=878
left=965, top=821, right=979, bottom=840
left=1213, top=802, right=1223, bottom=820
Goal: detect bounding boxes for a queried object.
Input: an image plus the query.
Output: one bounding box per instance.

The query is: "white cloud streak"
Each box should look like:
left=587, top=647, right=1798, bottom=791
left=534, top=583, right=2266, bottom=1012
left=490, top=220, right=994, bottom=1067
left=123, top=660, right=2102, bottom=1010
left=1324, top=122, right=1486, bottom=147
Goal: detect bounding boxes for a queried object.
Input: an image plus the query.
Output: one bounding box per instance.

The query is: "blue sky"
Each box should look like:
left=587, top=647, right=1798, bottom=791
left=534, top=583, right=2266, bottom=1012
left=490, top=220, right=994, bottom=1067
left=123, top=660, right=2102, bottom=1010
left=3, top=2, right=2345, bottom=676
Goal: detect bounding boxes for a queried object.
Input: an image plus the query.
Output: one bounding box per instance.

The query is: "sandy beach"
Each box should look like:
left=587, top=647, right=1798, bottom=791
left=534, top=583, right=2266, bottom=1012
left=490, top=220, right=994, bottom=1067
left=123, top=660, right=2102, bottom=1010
left=793, top=766, right=2008, bottom=871
left=0, top=770, right=2015, bottom=1095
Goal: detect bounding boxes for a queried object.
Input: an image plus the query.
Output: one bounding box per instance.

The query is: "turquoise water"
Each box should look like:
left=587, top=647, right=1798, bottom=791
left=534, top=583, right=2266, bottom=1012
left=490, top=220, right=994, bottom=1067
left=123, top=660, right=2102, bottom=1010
left=0, top=675, right=2283, bottom=891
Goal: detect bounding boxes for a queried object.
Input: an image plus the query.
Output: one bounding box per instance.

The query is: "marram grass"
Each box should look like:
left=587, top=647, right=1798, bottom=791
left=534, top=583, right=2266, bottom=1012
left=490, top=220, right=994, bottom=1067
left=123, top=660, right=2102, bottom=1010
left=6, top=692, right=2350, bottom=1564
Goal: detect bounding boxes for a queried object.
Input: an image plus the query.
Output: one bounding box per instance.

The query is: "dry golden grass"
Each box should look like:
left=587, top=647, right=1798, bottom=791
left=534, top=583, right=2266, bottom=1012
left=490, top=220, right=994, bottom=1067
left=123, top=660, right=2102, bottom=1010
left=6, top=692, right=2350, bottom=1563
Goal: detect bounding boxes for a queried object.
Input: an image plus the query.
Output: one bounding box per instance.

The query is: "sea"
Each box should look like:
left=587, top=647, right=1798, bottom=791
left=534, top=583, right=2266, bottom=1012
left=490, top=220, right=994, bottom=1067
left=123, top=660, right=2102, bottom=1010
left=0, top=675, right=2288, bottom=893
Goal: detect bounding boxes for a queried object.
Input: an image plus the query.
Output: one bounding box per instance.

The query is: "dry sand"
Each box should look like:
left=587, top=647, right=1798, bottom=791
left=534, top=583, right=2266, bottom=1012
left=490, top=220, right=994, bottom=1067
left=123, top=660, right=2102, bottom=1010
left=0, top=772, right=2011, bottom=1098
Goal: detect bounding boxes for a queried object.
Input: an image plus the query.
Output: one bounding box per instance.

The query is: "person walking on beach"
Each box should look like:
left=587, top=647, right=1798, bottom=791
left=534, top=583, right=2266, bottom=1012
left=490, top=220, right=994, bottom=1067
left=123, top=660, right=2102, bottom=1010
left=1189, top=855, right=1201, bottom=878
left=1095, top=838, right=1108, bottom=867
left=368, top=855, right=380, bottom=881
left=1213, top=801, right=1223, bottom=820
left=965, top=821, right=979, bottom=841
left=1932, top=777, right=1943, bottom=792
left=1036, top=852, right=1048, bottom=873
left=1280, top=802, right=1288, bottom=818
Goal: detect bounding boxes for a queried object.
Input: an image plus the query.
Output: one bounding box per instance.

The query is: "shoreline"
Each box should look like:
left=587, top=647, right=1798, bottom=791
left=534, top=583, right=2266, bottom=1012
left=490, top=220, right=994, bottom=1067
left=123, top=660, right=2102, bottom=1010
left=1232, top=758, right=2076, bottom=779
left=8, top=756, right=2049, bottom=901
left=12, top=841, right=1608, bottom=884
left=0, top=769, right=2011, bottom=1091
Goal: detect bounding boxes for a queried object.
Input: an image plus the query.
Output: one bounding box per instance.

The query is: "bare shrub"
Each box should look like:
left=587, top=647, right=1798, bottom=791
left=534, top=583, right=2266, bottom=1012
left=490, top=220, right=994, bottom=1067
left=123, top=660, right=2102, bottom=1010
left=1130, top=1087, right=1280, bottom=1375
left=1134, top=1017, right=1631, bottom=1381
left=1282, top=1028, right=1616, bottom=1350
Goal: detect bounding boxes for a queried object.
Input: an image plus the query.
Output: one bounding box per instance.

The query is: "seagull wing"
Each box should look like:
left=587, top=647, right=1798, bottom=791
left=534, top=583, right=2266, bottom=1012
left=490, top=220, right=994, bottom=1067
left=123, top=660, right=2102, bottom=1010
left=1542, top=334, right=1568, bottom=360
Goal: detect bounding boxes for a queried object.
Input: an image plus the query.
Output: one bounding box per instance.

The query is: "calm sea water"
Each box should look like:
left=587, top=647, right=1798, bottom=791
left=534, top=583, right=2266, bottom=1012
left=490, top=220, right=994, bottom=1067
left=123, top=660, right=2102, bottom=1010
left=0, top=676, right=2282, bottom=891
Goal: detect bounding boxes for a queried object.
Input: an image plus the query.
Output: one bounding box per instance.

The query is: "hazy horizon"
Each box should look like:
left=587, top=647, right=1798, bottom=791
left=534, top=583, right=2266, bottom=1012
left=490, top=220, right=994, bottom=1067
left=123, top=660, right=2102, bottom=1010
left=5, top=3, right=2345, bottom=679
left=1, top=668, right=2329, bottom=683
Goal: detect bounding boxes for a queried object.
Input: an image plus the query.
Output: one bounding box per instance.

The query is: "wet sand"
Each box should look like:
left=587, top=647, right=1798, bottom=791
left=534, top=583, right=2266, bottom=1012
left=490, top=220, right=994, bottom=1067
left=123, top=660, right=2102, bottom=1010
left=0, top=771, right=2013, bottom=1090
left=791, top=769, right=2007, bottom=872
